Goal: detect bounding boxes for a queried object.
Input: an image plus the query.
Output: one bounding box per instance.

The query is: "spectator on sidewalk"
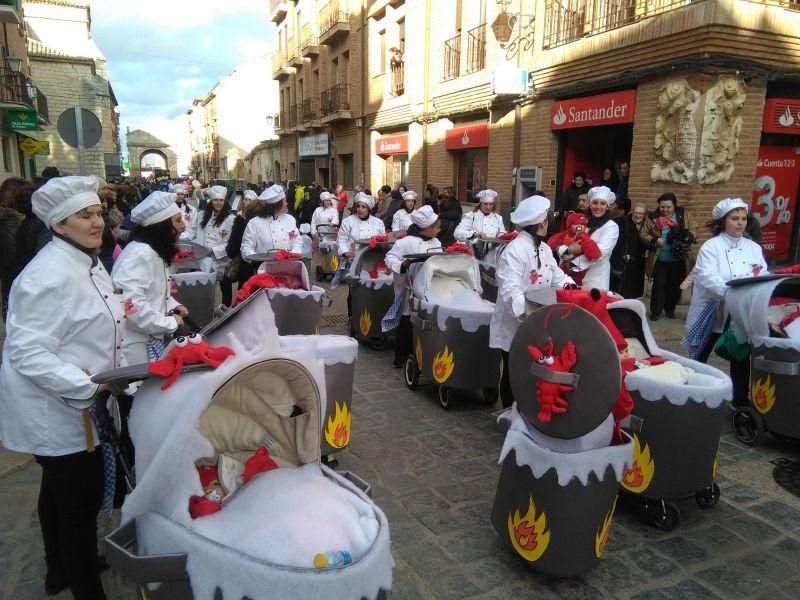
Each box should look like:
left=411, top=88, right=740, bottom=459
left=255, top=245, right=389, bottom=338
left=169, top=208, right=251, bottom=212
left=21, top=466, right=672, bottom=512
left=335, top=184, right=348, bottom=221
left=610, top=204, right=647, bottom=298
left=423, top=184, right=439, bottom=212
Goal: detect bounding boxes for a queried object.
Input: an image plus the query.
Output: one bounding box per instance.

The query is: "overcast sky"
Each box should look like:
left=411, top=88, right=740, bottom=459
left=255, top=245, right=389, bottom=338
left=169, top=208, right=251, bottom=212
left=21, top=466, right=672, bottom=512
left=90, top=0, right=275, bottom=158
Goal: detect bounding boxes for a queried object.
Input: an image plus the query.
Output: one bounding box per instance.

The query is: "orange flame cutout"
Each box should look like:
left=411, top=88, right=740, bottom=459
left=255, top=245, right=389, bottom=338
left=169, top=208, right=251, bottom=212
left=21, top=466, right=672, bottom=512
left=712, top=441, right=719, bottom=479
left=752, top=375, right=776, bottom=414
left=415, top=335, right=423, bottom=368
left=359, top=308, right=372, bottom=337
left=432, top=345, right=455, bottom=384
left=324, top=401, right=351, bottom=449
left=331, top=254, right=339, bottom=271
left=595, top=497, right=618, bottom=558
left=621, top=434, right=655, bottom=494
left=507, top=495, right=550, bottom=562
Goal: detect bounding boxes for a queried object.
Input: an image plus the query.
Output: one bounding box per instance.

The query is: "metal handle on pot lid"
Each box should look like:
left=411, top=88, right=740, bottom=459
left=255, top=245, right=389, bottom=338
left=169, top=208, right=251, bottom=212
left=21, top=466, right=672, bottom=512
left=410, top=314, right=432, bottom=330
left=752, top=356, right=800, bottom=376
left=104, top=520, right=189, bottom=584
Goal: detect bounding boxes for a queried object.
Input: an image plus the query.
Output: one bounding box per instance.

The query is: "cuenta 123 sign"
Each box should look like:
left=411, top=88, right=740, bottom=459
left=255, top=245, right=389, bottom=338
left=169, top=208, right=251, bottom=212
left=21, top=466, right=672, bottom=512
left=751, top=145, right=800, bottom=261
left=550, top=90, right=637, bottom=131
left=7, top=108, right=39, bottom=132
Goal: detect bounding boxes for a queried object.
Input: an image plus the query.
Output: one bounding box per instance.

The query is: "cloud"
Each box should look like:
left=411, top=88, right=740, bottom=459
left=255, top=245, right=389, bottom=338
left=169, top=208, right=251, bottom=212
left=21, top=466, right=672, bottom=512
left=89, top=0, right=275, bottom=159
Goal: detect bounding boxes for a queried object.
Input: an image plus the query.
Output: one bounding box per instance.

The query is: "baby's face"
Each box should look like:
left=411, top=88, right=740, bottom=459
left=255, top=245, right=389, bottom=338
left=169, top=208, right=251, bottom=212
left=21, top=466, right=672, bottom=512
left=571, top=223, right=584, bottom=234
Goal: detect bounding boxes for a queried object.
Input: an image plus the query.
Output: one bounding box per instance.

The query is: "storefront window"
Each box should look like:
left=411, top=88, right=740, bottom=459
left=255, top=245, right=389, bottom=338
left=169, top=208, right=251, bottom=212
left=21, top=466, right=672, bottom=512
left=457, top=149, right=488, bottom=202
left=384, top=153, right=408, bottom=188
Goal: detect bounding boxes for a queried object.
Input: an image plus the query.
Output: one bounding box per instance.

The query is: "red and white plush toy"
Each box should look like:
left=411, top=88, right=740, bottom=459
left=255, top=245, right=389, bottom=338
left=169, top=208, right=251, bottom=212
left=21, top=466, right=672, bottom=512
left=547, top=213, right=602, bottom=283
left=527, top=340, right=577, bottom=423
left=148, top=333, right=235, bottom=390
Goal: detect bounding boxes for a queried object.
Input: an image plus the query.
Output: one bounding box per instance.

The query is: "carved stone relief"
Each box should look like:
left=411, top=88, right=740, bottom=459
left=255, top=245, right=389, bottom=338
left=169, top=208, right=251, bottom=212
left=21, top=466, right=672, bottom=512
left=697, top=75, right=747, bottom=185
left=651, top=80, right=700, bottom=184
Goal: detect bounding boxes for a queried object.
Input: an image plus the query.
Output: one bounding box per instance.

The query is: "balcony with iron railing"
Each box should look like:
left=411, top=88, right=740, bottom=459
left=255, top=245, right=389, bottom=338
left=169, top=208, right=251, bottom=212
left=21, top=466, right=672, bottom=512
left=272, top=52, right=295, bottom=79
left=543, top=0, right=800, bottom=49
left=287, top=36, right=303, bottom=67
left=443, top=33, right=461, bottom=81
left=301, top=23, right=320, bottom=56
left=466, top=24, right=486, bottom=74
left=270, top=0, right=290, bottom=23
left=301, top=97, right=321, bottom=126
left=288, top=104, right=299, bottom=129
left=276, top=111, right=287, bottom=133
left=389, top=60, right=404, bottom=97
left=33, top=87, right=49, bottom=124
left=320, top=83, right=351, bottom=122
left=0, top=69, right=34, bottom=107
left=319, top=0, right=350, bottom=45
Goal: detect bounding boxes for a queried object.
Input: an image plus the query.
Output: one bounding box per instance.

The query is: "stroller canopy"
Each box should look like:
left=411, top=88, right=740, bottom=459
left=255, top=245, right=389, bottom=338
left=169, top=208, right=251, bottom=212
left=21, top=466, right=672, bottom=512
left=411, top=253, right=482, bottom=304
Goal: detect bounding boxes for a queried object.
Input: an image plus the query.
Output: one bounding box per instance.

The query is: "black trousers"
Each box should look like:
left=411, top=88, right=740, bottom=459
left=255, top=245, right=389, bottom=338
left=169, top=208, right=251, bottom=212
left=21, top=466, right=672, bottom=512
left=697, top=332, right=751, bottom=408
left=650, top=260, right=686, bottom=317
left=34, top=450, right=106, bottom=600
left=220, top=277, right=234, bottom=307
left=395, top=315, right=412, bottom=364
left=500, top=351, right=514, bottom=409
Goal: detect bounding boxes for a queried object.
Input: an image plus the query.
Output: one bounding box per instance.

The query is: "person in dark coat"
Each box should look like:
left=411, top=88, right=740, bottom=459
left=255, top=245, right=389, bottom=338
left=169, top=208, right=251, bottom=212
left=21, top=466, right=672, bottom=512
left=436, top=191, right=462, bottom=247
left=423, top=184, right=439, bottom=213
left=0, top=178, right=27, bottom=319
left=610, top=204, right=647, bottom=298
left=381, top=189, right=404, bottom=230
left=14, top=179, right=51, bottom=281
left=226, top=191, right=259, bottom=290
left=559, top=172, right=591, bottom=216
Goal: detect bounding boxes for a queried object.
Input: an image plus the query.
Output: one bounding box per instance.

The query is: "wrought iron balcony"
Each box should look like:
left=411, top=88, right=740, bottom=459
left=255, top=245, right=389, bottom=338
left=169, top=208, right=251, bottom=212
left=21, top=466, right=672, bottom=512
left=287, top=36, right=303, bottom=67
left=288, top=104, right=299, bottom=128
left=302, top=98, right=320, bottom=123
left=320, top=0, right=350, bottom=45
left=389, top=61, right=404, bottom=97
left=33, top=87, right=49, bottom=124
left=443, top=33, right=461, bottom=81
left=320, top=83, right=351, bottom=121
left=0, top=69, right=34, bottom=107
left=301, top=24, right=320, bottom=56
left=466, top=24, right=486, bottom=74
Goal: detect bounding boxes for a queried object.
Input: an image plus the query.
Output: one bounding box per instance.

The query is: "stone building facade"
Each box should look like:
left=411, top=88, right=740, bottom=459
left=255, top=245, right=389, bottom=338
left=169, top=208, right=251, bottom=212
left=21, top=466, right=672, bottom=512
left=23, top=0, right=120, bottom=179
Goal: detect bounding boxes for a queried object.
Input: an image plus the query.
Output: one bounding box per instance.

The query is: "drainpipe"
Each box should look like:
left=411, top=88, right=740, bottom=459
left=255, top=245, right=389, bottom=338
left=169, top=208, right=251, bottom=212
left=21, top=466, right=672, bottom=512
left=360, top=0, right=367, bottom=187
left=421, top=0, right=431, bottom=187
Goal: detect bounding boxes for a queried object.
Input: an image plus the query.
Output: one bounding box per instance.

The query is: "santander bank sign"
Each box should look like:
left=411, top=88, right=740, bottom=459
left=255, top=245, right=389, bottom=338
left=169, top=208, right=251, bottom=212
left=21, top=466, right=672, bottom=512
left=550, top=90, right=637, bottom=131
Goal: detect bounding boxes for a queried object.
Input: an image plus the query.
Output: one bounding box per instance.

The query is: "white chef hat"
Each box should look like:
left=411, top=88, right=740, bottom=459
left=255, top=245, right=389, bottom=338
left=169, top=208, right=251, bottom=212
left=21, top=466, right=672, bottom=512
left=587, top=186, right=616, bottom=205
left=476, top=189, right=498, bottom=203
left=192, top=180, right=201, bottom=188
left=131, top=191, right=180, bottom=227
left=208, top=185, right=228, bottom=200
left=402, top=190, right=417, bottom=201
left=320, top=191, right=334, bottom=202
left=511, top=195, right=550, bottom=226
left=173, top=183, right=187, bottom=194
left=243, top=189, right=258, bottom=201
left=410, top=205, right=438, bottom=229
left=712, top=197, right=749, bottom=221
left=32, top=175, right=102, bottom=227
left=354, top=192, right=375, bottom=210
left=258, top=184, right=286, bottom=204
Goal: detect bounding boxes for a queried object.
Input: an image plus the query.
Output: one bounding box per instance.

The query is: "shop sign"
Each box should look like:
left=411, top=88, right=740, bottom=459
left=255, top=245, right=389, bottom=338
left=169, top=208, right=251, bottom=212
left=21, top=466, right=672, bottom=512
left=19, top=138, right=49, bottom=155
left=751, top=145, right=800, bottom=261
left=7, top=108, right=39, bottom=132
left=445, top=124, right=489, bottom=150
left=298, top=132, right=329, bottom=157
left=550, top=90, right=637, bottom=131
left=375, top=133, right=408, bottom=156
left=762, top=98, right=800, bottom=134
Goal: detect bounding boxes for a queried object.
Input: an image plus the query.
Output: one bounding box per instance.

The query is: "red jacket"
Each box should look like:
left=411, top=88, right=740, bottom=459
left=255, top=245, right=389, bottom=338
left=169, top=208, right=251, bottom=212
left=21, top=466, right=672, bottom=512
left=336, top=191, right=348, bottom=212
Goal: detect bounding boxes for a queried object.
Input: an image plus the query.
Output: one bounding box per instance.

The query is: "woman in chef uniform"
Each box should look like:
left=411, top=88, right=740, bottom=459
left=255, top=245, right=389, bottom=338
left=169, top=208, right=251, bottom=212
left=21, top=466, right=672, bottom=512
left=173, top=183, right=197, bottom=240
left=310, top=190, right=340, bottom=234
left=454, top=188, right=507, bottom=241
left=0, top=176, right=126, bottom=599
left=337, top=192, right=386, bottom=258
left=240, top=184, right=304, bottom=259
left=112, top=191, right=187, bottom=364
left=391, top=190, right=418, bottom=232
left=490, top=195, right=576, bottom=408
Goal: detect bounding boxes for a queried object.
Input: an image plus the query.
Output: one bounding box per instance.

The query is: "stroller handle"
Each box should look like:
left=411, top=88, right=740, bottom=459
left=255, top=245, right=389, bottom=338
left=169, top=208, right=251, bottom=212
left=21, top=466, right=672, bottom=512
left=752, top=356, right=800, bottom=376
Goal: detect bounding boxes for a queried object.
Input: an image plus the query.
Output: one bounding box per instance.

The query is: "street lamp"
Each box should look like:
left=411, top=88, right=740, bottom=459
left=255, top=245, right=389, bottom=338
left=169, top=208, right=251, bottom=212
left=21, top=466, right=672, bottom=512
left=491, top=0, right=517, bottom=48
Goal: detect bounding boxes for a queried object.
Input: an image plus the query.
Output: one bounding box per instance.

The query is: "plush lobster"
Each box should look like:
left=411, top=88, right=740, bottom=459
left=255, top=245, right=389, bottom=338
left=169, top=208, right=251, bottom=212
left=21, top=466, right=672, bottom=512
left=368, top=234, right=389, bottom=248
left=444, top=242, right=474, bottom=256
left=368, top=260, right=392, bottom=279
left=233, top=272, right=303, bottom=306
left=527, top=340, right=577, bottom=423
left=148, top=333, right=235, bottom=390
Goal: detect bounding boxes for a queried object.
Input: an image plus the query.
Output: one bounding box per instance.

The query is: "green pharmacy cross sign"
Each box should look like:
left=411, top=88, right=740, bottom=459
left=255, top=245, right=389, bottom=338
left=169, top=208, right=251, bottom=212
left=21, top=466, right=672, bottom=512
left=7, top=108, right=39, bottom=132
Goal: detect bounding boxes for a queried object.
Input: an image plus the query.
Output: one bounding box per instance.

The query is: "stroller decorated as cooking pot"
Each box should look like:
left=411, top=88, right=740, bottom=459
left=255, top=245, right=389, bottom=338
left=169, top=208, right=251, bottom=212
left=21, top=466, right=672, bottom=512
left=403, top=251, right=501, bottom=409
left=345, top=238, right=397, bottom=350
left=97, top=291, right=392, bottom=600
left=315, top=224, right=340, bottom=282
left=170, top=241, right=217, bottom=329
left=474, top=236, right=512, bottom=303
left=725, top=274, right=800, bottom=445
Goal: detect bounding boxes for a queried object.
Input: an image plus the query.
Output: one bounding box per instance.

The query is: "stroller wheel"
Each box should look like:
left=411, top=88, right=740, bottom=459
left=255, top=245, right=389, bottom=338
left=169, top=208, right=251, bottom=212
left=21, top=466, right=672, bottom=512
left=370, top=337, right=388, bottom=351
left=438, top=386, right=451, bottom=410
left=315, top=266, right=325, bottom=282
left=404, top=356, right=420, bottom=390
left=643, top=499, right=681, bottom=531
left=731, top=407, right=765, bottom=446
left=483, top=387, right=500, bottom=405
left=695, top=482, right=721, bottom=509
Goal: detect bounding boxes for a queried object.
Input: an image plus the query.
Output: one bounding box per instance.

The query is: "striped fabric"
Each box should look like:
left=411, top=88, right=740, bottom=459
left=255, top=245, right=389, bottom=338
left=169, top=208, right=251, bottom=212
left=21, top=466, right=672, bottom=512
left=381, top=289, right=407, bottom=333
left=681, top=299, right=718, bottom=360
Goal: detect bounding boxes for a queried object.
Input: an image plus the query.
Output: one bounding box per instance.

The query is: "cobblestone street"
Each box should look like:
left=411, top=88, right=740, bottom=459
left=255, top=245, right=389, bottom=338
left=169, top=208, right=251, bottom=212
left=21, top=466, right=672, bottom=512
left=1, top=280, right=799, bottom=599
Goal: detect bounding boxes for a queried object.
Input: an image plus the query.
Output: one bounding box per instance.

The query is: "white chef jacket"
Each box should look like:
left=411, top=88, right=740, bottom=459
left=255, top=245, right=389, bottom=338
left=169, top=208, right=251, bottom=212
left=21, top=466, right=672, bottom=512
left=0, top=238, right=126, bottom=455
left=337, top=214, right=386, bottom=256
left=454, top=210, right=507, bottom=241
left=177, top=202, right=198, bottom=240
left=385, top=233, right=443, bottom=316
left=185, top=210, right=235, bottom=275
left=490, top=231, right=575, bottom=352
left=241, top=213, right=303, bottom=259
left=112, top=241, right=180, bottom=365
left=310, top=206, right=340, bottom=234
left=392, top=209, right=413, bottom=232
left=686, top=233, right=768, bottom=334
left=567, top=218, right=619, bottom=291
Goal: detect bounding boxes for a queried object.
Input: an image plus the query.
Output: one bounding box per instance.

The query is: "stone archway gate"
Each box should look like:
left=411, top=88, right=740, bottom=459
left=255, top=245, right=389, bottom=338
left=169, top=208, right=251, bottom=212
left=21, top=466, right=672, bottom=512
left=125, top=129, right=178, bottom=177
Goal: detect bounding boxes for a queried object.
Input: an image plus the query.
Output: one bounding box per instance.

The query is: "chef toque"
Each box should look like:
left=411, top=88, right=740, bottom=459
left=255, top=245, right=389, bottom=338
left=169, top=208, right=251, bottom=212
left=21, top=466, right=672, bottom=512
left=354, top=192, right=375, bottom=210
left=410, top=205, right=438, bottom=228
left=511, top=195, right=550, bottom=226
left=587, top=186, right=615, bottom=205
left=243, top=189, right=258, bottom=201
left=131, top=191, right=180, bottom=227
left=320, top=191, right=334, bottom=202
left=712, top=197, right=748, bottom=221
left=208, top=185, right=228, bottom=200
left=402, top=190, right=417, bottom=201
left=476, top=189, right=498, bottom=203
left=257, top=184, right=286, bottom=204
left=32, top=175, right=102, bottom=227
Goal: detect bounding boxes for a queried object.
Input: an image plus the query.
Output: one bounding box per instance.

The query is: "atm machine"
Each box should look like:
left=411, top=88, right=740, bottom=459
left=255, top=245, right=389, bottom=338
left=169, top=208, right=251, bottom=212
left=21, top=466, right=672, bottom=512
left=512, top=166, right=543, bottom=209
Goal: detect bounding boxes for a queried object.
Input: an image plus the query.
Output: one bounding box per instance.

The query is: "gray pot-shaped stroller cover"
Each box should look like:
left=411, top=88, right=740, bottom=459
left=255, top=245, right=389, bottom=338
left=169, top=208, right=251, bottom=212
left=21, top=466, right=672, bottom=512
left=475, top=239, right=510, bottom=303
left=171, top=242, right=217, bottom=329
left=117, top=294, right=392, bottom=599
left=346, top=244, right=396, bottom=342
left=409, top=253, right=501, bottom=391
left=316, top=225, right=340, bottom=280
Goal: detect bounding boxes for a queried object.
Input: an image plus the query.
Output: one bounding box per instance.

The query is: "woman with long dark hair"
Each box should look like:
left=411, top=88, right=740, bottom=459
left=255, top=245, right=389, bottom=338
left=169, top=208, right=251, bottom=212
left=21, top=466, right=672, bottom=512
left=241, top=184, right=304, bottom=260
left=186, top=185, right=235, bottom=305
left=225, top=190, right=260, bottom=288
left=436, top=191, right=462, bottom=247
left=112, top=191, right=188, bottom=364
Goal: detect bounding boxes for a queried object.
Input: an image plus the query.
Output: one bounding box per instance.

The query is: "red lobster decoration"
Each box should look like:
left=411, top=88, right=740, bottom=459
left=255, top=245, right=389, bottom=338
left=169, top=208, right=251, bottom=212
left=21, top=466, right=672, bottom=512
left=148, top=333, right=235, bottom=390
left=497, top=231, right=518, bottom=241
left=274, top=249, right=302, bottom=262
left=173, top=248, right=195, bottom=262
left=527, top=340, right=577, bottom=423
left=368, top=233, right=389, bottom=248
left=444, top=242, right=474, bottom=256
left=233, top=272, right=303, bottom=306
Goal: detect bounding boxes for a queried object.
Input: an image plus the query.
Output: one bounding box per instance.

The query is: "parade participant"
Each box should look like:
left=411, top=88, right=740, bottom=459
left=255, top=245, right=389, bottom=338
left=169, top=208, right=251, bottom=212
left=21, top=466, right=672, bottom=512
left=225, top=190, right=259, bottom=289
left=392, top=190, right=417, bottom=232
left=185, top=185, right=236, bottom=304
left=310, top=191, right=339, bottom=234
left=381, top=189, right=406, bottom=229
left=453, top=188, right=506, bottom=241
left=385, top=205, right=443, bottom=367
left=113, top=191, right=187, bottom=364
left=684, top=198, right=767, bottom=407
left=337, top=192, right=386, bottom=258
left=558, top=186, right=619, bottom=291
left=173, top=183, right=197, bottom=239
left=240, top=184, right=304, bottom=260
left=489, top=195, right=576, bottom=409
left=0, top=175, right=125, bottom=599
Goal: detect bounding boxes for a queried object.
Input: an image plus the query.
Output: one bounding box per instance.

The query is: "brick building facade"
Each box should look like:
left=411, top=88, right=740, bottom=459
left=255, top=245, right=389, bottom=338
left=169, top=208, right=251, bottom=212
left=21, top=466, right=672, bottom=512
left=270, top=0, right=800, bottom=263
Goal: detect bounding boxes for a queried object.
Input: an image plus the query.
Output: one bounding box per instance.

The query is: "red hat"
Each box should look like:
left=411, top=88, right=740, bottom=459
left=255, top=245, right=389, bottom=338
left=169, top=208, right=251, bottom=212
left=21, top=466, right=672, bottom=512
left=196, top=464, right=219, bottom=489
left=556, top=288, right=627, bottom=351
left=565, top=212, right=588, bottom=230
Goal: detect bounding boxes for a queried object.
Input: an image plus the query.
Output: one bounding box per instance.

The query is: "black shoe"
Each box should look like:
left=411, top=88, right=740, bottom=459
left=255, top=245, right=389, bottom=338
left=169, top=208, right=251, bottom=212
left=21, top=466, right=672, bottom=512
left=392, top=358, right=404, bottom=368
left=45, top=572, right=68, bottom=596
left=665, top=311, right=676, bottom=319
left=649, top=314, right=660, bottom=321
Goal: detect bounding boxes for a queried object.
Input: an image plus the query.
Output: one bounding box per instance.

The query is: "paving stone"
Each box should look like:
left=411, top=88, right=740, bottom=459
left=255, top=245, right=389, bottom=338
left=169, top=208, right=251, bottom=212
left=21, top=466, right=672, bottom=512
left=696, top=562, right=768, bottom=597
left=652, top=578, right=723, bottom=599
left=650, top=535, right=711, bottom=566
left=722, top=483, right=763, bottom=504
left=750, top=500, right=800, bottom=533
left=721, top=512, right=782, bottom=541
left=624, top=546, right=679, bottom=579
left=688, top=523, right=749, bottom=555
